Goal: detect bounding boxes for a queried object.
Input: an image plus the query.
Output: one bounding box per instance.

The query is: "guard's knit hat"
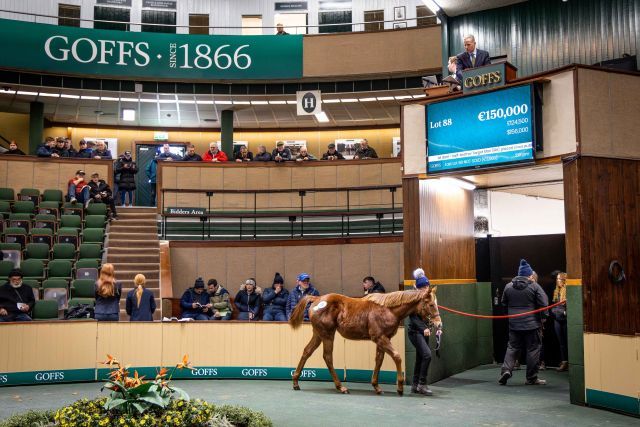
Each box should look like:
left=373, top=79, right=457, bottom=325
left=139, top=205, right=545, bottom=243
left=518, top=259, right=533, bottom=277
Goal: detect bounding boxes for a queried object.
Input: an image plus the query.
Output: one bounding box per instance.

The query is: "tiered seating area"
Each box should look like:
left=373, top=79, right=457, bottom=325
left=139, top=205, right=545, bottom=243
left=0, top=187, right=107, bottom=319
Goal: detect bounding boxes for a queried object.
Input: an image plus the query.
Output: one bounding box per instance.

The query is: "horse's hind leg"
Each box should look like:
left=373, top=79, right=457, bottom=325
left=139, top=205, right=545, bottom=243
left=322, top=336, right=348, bottom=394
left=378, top=336, right=404, bottom=395
left=371, top=346, right=385, bottom=395
left=292, top=333, right=322, bottom=390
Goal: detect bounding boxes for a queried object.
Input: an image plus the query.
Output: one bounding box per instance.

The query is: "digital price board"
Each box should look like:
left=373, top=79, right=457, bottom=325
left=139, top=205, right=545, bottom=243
left=426, top=84, right=541, bottom=174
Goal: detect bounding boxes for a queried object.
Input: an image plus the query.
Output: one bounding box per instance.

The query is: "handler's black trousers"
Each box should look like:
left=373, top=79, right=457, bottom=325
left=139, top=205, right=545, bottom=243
left=501, top=329, right=542, bottom=381
left=408, top=331, right=431, bottom=385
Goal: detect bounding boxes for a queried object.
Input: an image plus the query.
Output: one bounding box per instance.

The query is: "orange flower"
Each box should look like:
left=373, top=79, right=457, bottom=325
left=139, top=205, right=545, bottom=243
left=101, top=354, right=119, bottom=367
left=109, top=370, right=123, bottom=381
left=155, top=367, right=168, bottom=379
left=176, top=354, right=194, bottom=371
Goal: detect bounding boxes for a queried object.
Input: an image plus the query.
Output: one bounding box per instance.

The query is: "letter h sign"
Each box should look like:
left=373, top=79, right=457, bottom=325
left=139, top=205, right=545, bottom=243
left=296, top=90, right=322, bottom=115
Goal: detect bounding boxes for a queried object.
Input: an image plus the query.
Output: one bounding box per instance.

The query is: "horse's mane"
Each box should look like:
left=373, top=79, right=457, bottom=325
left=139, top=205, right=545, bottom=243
left=363, top=289, right=425, bottom=308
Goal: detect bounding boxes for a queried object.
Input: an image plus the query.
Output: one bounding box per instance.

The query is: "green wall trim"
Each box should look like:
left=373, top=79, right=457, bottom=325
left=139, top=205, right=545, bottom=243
left=586, top=388, right=640, bottom=416
left=28, top=101, right=44, bottom=155
left=0, top=369, right=95, bottom=387
left=344, top=369, right=397, bottom=384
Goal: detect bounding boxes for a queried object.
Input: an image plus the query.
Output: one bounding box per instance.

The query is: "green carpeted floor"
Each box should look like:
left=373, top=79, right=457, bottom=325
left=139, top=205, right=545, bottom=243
left=0, top=364, right=634, bottom=426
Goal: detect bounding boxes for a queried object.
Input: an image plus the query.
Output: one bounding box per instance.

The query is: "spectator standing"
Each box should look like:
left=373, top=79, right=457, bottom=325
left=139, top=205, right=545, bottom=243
left=2, top=141, right=25, bottom=155
left=0, top=269, right=35, bottom=322
left=180, top=278, right=211, bottom=320
left=276, top=23, right=289, bottom=35
left=146, top=159, right=158, bottom=206
left=88, top=172, right=118, bottom=220
left=551, top=272, right=569, bottom=372
left=65, top=139, right=77, bottom=157
left=272, top=141, right=292, bottom=162
left=94, top=263, right=122, bottom=321
left=295, top=146, right=316, bottom=162
left=262, top=273, right=289, bottom=321
left=125, top=274, right=156, bottom=321
left=53, top=138, right=70, bottom=158
left=156, top=143, right=181, bottom=161
left=321, top=143, right=345, bottom=161
left=234, top=145, right=254, bottom=162
left=235, top=279, right=261, bottom=320
left=67, top=170, right=91, bottom=208
left=408, top=268, right=437, bottom=396
left=354, top=139, right=378, bottom=159
left=75, top=140, right=93, bottom=158
left=92, top=141, right=113, bottom=159
left=362, top=276, right=385, bottom=295
left=286, top=273, right=319, bottom=321
left=115, top=151, right=138, bottom=207
left=202, top=142, right=228, bottom=162
left=207, top=279, right=233, bottom=320
left=37, top=137, right=58, bottom=158
left=254, top=145, right=272, bottom=162
left=182, top=145, right=202, bottom=161
left=499, top=259, right=549, bottom=386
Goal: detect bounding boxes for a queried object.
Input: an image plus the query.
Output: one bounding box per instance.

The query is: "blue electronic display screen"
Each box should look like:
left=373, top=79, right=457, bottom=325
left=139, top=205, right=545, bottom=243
left=426, top=84, right=536, bottom=174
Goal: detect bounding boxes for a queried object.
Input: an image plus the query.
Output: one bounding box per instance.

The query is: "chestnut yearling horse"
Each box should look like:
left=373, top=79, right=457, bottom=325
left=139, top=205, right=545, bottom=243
left=289, top=287, right=441, bottom=395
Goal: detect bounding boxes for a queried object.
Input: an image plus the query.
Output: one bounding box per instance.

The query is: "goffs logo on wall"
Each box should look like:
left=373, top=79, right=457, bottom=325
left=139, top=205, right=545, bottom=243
left=34, top=371, right=65, bottom=381
left=241, top=368, right=268, bottom=377
left=44, top=36, right=151, bottom=67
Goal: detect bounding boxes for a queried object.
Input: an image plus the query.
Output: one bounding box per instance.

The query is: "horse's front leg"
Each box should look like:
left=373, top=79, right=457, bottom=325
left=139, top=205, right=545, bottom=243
left=378, top=336, right=404, bottom=395
left=292, top=333, right=322, bottom=390
left=371, top=345, right=385, bottom=395
left=322, top=336, right=348, bottom=393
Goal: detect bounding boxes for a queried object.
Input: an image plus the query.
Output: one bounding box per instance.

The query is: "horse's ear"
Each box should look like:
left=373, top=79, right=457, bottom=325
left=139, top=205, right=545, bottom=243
left=430, top=285, right=437, bottom=294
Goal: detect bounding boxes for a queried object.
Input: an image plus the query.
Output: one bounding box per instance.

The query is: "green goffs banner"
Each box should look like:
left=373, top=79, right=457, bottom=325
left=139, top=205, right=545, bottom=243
left=0, top=18, right=303, bottom=80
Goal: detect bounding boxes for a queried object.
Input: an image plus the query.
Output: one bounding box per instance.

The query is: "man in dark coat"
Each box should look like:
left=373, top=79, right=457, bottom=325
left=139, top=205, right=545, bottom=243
left=2, top=141, right=25, bottom=155
left=362, top=276, right=385, bottom=295
left=88, top=173, right=118, bottom=219
left=286, top=273, right=319, bottom=321
left=75, top=140, right=93, bottom=158
left=0, top=269, right=35, bottom=322
left=455, top=34, right=491, bottom=82
left=354, top=139, right=378, bottom=159
left=37, top=137, right=59, bottom=158
left=53, top=138, right=70, bottom=158
left=180, top=278, right=212, bottom=320
left=321, top=143, right=345, bottom=161
left=115, top=151, right=138, bottom=206
left=235, top=279, right=261, bottom=320
left=499, top=259, right=549, bottom=386
left=271, top=141, right=292, bottom=162
left=262, top=273, right=289, bottom=321
left=182, top=145, right=202, bottom=161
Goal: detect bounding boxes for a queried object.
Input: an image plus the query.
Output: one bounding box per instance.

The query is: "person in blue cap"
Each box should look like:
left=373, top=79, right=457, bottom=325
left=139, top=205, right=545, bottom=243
left=499, top=259, right=549, bottom=386
left=408, top=268, right=437, bottom=396
left=286, top=273, right=319, bottom=321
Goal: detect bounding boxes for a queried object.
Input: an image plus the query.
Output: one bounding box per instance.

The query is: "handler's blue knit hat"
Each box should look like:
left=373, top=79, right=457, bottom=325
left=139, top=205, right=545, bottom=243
left=518, top=259, right=533, bottom=277
left=413, top=268, right=430, bottom=289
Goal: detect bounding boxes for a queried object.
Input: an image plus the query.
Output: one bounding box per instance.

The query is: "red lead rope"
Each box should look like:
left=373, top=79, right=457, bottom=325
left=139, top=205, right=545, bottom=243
left=438, top=299, right=566, bottom=319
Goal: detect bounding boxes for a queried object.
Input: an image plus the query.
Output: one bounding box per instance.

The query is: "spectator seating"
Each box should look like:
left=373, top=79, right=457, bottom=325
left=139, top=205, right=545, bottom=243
left=52, top=243, right=76, bottom=261
left=78, top=243, right=102, bottom=264
left=42, top=189, right=63, bottom=204
left=18, top=188, right=40, bottom=205
left=86, top=203, right=108, bottom=216
left=21, top=259, right=45, bottom=282
left=13, top=200, right=35, bottom=215
left=32, top=299, right=58, bottom=320
left=8, top=213, right=32, bottom=232
left=85, top=215, right=106, bottom=229
left=82, top=228, right=105, bottom=246
left=3, top=227, right=27, bottom=248
left=38, top=201, right=61, bottom=218
left=34, top=214, right=57, bottom=232
left=76, top=267, right=98, bottom=281
left=71, top=279, right=95, bottom=298
left=47, top=259, right=73, bottom=281
left=0, top=259, right=14, bottom=281
left=25, top=242, right=50, bottom=263
left=0, top=188, right=14, bottom=201
left=31, top=228, right=54, bottom=247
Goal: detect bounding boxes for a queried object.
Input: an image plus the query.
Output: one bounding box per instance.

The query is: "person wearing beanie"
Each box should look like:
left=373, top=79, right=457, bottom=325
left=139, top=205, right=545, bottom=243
left=499, top=259, right=549, bottom=386
left=0, top=269, right=35, bottom=322
left=235, top=279, right=261, bottom=320
left=180, top=277, right=212, bottom=320
left=207, top=279, right=233, bottom=320
left=262, top=273, right=290, bottom=321
left=125, top=274, right=156, bottom=321
left=407, top=267, right=437, bottom=396
left=286, top=273, right=320, bottom=321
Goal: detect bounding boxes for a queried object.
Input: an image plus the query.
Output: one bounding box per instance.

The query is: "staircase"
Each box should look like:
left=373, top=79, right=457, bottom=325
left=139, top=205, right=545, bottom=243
left=105, top=207, right=161, bottom=320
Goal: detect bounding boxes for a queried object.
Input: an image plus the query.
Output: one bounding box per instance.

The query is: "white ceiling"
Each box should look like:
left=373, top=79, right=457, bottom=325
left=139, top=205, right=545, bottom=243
left=465, top=163, right=565, bottom=200
left=436, top=0, right=527, bottom=16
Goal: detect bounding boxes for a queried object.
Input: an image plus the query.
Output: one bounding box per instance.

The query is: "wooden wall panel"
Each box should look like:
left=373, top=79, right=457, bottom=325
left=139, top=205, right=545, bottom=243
left=563, top=161, right=583, bottom=280
left=0, top=159, right=7, bottom=187
left=402, top=178, right=422, bottom=280
left=96, top=323, right=163, bottom=368
left=578, top=157, right=639, bottom=335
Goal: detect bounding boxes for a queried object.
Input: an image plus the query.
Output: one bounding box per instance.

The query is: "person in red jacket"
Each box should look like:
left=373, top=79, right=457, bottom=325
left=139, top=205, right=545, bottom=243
left=202, top=142, right=228, bottom=162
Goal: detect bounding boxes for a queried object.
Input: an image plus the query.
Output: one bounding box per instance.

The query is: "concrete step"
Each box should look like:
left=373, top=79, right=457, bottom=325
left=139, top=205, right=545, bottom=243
left=116, top=270, right=159, bottom=280
left=122, top=287, right=160, bottom=298
left=107, top=246, right=160, bottom=255
left=116, top=213, right=157, bottom=220
left=108, top=232, right=159, bottom=241
left=109, top=225, right=158, bottom=234
left=108, top=240, right=160, bottom=249
left=112, top=219, right=157, bottom=227
left=107, top=254, right=160, bottom=264
left=111, top=262, right=159, bottom=271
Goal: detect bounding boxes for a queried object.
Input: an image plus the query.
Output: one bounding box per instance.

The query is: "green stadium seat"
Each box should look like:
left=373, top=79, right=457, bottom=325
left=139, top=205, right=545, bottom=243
left=42, top=278, right=69, bottom=290
left=47, top=260, right=73, bottom=280
left=42, top=189, right=63, bottom=204
left=52, top=243, right=76, bottom=261
left=86, top=203, right=108, bottom=216
left=57, top=228, right=79, bottom=247
left=18, top=188, right=40, bottom=205
left=38, top=201, right=61, bottom=218
left=12, top=200, right=35, bottom=215
left=33, top=299, right=59, bottom=320
left=31, top=228, right=53, bottom=247
left=60, top=214, right=82, bottom=230
left=75, top=259, right=100, bottom=270
left=0, top=259, right=14, bottom=280
left=34, top=214, right=57, bottom=233
left=42, top=287, right=68, bottom=310
left=68, top=298, right=95, bottom=307
left=20, top=259, right=45, bottom=282
left=0, top=188, right=14, bottom=201
left=62, top=202, right=83, bottom=218
left=71, top=279, right=95, bottom=298
left=82, top=228, right=104, bottom=245
left=78, top=243, right=102, bottom=262
left=23, top=279, right=40, bottom=290
left=76, top=267, right=98, bottom=281
left=2, top=248, right=21, bottom=268
left=25, top=243, right=50, bottom=263
left=0, top=242, right=22, bottom=253
left=3, top=227, right=27, bottom=248
left=84, top=215, right=106, bottom=229
left=8, top=213, right=32, bottom=232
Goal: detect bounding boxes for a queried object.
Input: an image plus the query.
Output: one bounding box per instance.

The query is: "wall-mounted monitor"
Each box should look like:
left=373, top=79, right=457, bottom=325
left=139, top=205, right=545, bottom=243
left=426, top=84, right=540, bottom=175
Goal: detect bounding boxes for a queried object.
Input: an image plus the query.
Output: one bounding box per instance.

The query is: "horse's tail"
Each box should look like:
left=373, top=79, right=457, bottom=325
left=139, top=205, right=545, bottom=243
left=289, top=296, right=319, bottom=330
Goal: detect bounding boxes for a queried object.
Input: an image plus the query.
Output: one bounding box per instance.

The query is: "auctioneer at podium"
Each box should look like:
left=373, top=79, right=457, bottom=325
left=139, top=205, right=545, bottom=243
left=455, top=34, right=491, bottom=82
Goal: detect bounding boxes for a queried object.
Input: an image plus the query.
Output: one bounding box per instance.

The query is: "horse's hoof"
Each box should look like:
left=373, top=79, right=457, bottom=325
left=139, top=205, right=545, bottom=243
left=339, top=387, right=349, bottom=394
left=293, top=385, right=300, bottom=391
left=375, top=389, right=384, bottom=395
left=397, top=389, right=404, bottom=396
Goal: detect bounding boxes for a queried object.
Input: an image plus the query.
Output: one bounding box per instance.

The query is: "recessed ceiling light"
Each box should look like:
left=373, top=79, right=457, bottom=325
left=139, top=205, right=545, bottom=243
left=251, top=100, right=268, bottom=105
left=122, top=108, right=136, bottom=121
left=120, top=97, right=138, bottom=103
left=213, top=100, right=231, bottom=105
left=60, top=94, right=80, bottom=99
left=341, top=98, right=358, bottom=103
left=285, top=100, right=297, bottom=105
left=17, top=91, right=38, bottom=96
left=359, top=97, right=377, bottom=102
left=234, top=101, right=250, bottom=105
left=323, top=99, right=340, bottom=103
left=268, top=100, right=287, bottom=105
left=376, top=96, right=394, bottom=101
left=101, top=97, right=119, bottom=101
left=81, top=95, right=100, bottom=100
left=39, top=92, right=60, bottom=98
left=315, top=111, right=330, bottom=123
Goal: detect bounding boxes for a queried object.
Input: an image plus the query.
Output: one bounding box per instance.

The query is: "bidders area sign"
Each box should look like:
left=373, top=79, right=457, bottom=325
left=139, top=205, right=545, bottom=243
left=0, top=18, right=302, bottom=80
